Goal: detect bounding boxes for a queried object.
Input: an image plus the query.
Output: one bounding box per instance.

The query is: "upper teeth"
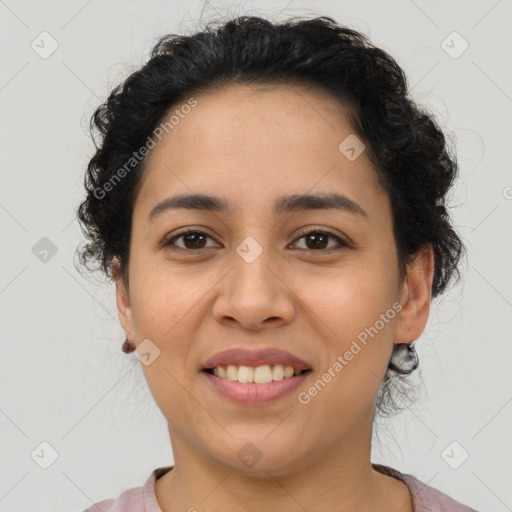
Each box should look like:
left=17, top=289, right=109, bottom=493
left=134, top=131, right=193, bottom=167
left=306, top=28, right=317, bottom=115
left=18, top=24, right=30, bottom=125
left=212, top=364, right=303, bottom=383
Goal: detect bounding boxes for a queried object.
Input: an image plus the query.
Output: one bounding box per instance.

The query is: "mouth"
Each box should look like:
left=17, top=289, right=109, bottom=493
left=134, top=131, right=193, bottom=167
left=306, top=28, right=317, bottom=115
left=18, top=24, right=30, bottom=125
left=201, top=365, right=313, bottom=404
left=200, top=348, right=313, bottom=404
left=203, top=364, right=312, bottom=383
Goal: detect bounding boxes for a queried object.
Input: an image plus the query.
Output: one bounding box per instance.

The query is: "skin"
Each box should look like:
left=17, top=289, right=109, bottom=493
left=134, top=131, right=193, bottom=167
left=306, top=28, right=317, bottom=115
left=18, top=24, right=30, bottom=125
left=114, top=83, right=434, bottom=512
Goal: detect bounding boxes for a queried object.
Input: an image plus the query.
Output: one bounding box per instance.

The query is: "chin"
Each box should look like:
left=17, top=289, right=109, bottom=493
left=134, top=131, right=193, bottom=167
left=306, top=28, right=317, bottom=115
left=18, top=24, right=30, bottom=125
left=206, top=433, right=312, bottom=477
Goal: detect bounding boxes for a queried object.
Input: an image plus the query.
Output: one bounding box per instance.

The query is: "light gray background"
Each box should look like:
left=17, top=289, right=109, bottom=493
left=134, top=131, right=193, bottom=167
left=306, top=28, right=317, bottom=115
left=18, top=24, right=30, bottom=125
left=1, top=0, right=511, bottom=510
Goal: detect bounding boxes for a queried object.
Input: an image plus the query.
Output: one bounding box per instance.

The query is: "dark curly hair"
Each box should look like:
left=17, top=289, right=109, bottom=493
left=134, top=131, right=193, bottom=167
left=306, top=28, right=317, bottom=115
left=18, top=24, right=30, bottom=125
left=76, top=14, right=466, bottom=417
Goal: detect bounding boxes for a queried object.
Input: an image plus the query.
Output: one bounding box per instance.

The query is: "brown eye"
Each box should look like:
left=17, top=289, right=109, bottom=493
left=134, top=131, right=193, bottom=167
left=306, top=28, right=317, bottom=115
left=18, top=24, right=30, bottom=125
left=292, top=229, right=348, bottom=253
left=162, top=228, right=349, bottom=254
left=163, top=230, right=219, bottom=251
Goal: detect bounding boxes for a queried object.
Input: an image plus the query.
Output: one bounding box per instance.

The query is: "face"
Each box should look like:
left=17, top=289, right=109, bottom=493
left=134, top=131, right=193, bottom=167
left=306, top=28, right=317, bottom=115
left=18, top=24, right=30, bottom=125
left=115, top=83, right=433, bottom=477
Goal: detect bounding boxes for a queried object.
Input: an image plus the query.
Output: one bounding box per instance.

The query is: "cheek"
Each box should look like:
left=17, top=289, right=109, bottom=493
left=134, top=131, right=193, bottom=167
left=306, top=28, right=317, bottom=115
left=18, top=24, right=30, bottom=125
left=297, top=255, right=398, bottom=342
left=128, top=268, right=198, bottom=391
left=132, top=269, right=202, bottom=419
left=296, top=258, right=397, bottom=406
left=130, top=263, right=203, bottom=335
left=295, top=269, right=396, bottom=431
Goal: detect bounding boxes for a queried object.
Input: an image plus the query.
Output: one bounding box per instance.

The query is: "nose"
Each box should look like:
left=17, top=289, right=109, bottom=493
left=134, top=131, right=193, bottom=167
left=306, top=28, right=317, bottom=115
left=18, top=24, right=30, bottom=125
left=212, top=245, right=295, bottom=331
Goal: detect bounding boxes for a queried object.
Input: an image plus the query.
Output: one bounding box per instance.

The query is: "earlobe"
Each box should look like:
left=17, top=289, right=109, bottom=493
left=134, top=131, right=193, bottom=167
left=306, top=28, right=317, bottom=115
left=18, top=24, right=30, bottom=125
left=394, top=244, right=435, bottom=344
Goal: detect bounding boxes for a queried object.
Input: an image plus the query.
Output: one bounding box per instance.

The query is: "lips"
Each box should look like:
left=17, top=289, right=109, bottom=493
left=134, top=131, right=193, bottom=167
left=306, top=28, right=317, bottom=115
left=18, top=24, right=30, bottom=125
left=200, top=347, right=312, bottom=372
left=202, top=368, right=310, bottom=404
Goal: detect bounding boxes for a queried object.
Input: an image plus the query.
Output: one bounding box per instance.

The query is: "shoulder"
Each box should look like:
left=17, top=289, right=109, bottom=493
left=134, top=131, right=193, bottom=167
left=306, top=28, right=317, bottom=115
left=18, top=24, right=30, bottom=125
left=372, top=463, right=480, bottom=512
left=79, top=466, right=172, bottom=512
left=80, top=486, right=144, bottom=512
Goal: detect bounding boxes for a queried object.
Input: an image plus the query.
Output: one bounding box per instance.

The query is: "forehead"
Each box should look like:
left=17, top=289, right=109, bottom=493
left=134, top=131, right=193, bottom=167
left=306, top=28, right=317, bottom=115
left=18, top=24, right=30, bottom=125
left=135, top=83, right=386, bottom=220
left=152, top=83, right=359, bottom=162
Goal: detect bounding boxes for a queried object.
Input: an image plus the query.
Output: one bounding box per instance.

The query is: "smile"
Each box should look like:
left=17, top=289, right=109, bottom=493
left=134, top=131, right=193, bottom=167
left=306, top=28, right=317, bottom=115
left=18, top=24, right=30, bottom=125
left=202, top=365, right=312, bottom=404
left=205, top=364, right=306, bottom=383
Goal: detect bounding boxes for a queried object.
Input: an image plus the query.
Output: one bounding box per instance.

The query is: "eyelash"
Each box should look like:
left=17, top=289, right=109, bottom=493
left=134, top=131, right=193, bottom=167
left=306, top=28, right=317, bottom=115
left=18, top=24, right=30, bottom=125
left=161, top=228, right=350, bottom=254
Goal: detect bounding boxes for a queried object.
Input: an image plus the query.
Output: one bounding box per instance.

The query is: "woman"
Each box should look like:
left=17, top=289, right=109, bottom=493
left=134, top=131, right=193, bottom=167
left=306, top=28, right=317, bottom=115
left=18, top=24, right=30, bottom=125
left=77, top=14, right=477, bottom=511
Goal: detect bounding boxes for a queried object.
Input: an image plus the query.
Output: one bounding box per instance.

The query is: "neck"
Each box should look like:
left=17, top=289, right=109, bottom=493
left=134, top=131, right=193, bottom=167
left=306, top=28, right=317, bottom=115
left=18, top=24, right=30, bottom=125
left=154, top=418, right=413, bottom=512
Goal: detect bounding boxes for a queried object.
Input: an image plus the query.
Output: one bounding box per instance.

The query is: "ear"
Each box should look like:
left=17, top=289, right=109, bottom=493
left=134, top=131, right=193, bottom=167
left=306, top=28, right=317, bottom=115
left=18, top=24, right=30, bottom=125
left=113, top=258, right=133, bottom=335
left=394, top=244, right=435, bottom=343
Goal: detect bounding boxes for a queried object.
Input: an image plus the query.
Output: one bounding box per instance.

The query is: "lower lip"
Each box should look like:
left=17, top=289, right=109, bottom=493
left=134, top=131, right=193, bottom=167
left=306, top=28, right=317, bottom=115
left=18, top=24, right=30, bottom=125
left=202, top=370, right=312, bottom=405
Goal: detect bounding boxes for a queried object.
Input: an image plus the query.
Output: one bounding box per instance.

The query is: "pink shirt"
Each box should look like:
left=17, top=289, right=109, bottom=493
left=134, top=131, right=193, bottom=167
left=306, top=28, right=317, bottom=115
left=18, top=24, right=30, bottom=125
left=81, top=464, right=479, bottom=511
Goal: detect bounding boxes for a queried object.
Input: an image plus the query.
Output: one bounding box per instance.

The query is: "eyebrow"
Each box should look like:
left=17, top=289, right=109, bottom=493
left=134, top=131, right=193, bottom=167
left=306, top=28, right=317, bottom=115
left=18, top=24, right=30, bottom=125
left=148, top=192, right=368, bottom=222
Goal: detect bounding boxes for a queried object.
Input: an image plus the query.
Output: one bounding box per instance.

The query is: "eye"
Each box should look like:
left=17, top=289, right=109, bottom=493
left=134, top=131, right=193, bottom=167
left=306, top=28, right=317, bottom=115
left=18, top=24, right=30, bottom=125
left=161, top=228, right=349, bottom=253
left=291, top=228, right=349, bottom=253
left=162, top=230, right=220, bottom=252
